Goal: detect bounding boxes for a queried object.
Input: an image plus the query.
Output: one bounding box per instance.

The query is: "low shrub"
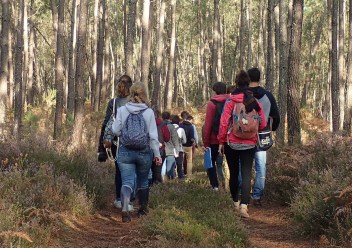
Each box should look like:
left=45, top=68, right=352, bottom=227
left=143, top=180, right=248, bottom=248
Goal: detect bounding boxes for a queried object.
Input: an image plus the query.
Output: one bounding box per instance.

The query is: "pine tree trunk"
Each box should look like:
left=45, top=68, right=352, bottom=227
left=67, top=0, right=79, bottom=114
left=257, top=1, right=263, bottom=70
left=215, top=0, right=222, bottom=82
left=125, top=0, right=137, bottom=77
left=246, top=0, right=252, bottom=69
left=239, top=0, right=245, bottom=70
left=338, top=0, right=345, bottom=129
left=331, top=0, right=339, bottom=132
left=102, top=4, right=109, bottom=103
left=14, top=0, right=24, bottom=140
left=8, top=23, right=14, bottom=109
left=72, top=0, right=88, bottom=149
left=287, top=0, right=304, bottom=145
left=276, top=0, right=288, bottom=143
left=141, top=0, right=151, bottom=92
left=0, top=0, right=10, bottom=129
left=27, top=0, right=34, bottom=106
left=91, top=0, right=99, bottom=110
left=343, top=0, right=352, bottom=135
left=164, top=0, right=176, bottom=110
left=22, top=2, right=28, bottom=110
left=265, top=0, right=274, bottom=92
left=152, top=0, right=165, bottom=107
left=53, top=0, right=65, bottom=140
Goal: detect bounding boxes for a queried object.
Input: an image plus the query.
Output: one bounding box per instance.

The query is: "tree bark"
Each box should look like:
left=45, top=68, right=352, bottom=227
left=287, top=0, right=304, bottom=145
left=277, top=0, right=288, bottom=143
left=246, top=0, right=252, bottom=69
left=344, top=0, right=352, bottom=135
left=91, top=0, right=99, bottom=110
left=141, top=0, right=151, bottom=92
left=22, top=2, right=28, bottom=110
left=8, top=20, right=14, bottom=109
left=164, top=0, right=176, bottom=110
left=257, top=1, right=263, bottom=70
left=67, top=0, right=79, bottom=114
left=338, top=0, right=345, bottom=130
left=0, top=0, right=10, bottom=129
left=94, top=0, right=105, bottom=112
left=152, top=0, right=165, bottom=107
left=215, top=0, right=221, bottom=82
left=72, top=0, right=88, bottom=149
left=125, top=0, right=137, bottom=77
left=238, top=0, right=245, bottom=70
left=53, top=0, right=65, bottom=139
left=265, top=0, right=274, bottom=92
left=331, top=0, right=339, bottom=132
left=27, top=0, right=35, bottom=106
left=102, top=4, right=109, bottom=103
left=14, top=0, right=24, bottom=140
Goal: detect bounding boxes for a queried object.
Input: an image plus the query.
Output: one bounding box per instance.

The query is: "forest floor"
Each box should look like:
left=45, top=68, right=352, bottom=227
left=56, top=193, right=315, bottom=248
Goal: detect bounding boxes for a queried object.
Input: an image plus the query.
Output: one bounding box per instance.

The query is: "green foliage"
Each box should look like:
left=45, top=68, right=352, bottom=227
left=144, top=180, right=248, bottom=248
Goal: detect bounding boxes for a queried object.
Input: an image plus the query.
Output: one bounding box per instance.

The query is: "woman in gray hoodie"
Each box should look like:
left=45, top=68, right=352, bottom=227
left=112, top=82, right=162, bottom=222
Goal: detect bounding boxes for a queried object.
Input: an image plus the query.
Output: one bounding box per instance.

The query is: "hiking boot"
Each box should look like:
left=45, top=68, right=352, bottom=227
left=239, top=204, right=249, bottom=218
left=253, top=199, right=262, bottom=207
left=138, top=188, right=149, bottom=218
left=232, top=201, right=240, bottom=213
left=121, top=211, right=131, bottom=223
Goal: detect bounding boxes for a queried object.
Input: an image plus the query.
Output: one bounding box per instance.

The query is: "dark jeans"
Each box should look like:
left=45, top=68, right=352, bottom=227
left=111, top=145, right=122, bottom=200
left=175, top=152, right=184, bottom=178
left=207, top=144, right=219, bottom=188
left=224, top=145, right=256, bottom=205
left=151, top=149, right=166, bottom=183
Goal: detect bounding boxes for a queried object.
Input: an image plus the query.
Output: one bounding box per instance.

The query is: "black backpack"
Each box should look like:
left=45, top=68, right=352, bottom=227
left=210, top=99, right=225, bottom=136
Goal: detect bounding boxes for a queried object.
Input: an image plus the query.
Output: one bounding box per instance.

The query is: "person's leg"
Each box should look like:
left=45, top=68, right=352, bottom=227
left=165, top=155, right=176, bottom=179
left=224, top=145, right=240, bottom=202
left=252, top=151, right=267, bottom=201
left=135, top=148, right=153, bottom=216
left=239, top=148, right=256, bottom=205
left=183, top=153, right=188, bottom=175
left=207, top=144, right=219, bottom=189
left=176, top=152, right=184, bottom=179
left=117, top=147, right=136, bottom=222
left=216, top=154, right=224, bottom=181
left=184, top=146, right=193, bottom=176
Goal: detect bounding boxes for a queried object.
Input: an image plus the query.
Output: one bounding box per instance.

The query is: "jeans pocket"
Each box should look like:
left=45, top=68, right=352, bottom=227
left=117, top=151, right=130, bottom=164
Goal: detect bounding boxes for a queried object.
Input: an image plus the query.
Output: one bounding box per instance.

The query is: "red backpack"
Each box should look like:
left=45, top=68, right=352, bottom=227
left=228, top=102, right=260, bottom=140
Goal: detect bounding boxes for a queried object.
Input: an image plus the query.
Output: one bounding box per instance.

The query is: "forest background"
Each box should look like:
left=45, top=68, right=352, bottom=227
left=0, top=0, right=351, bottom=247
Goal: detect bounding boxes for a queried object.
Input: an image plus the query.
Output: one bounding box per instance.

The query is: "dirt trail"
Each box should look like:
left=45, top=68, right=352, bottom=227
left=57, top=197, right=314, bottom=248
left=242, top=202, right=313, bottom=248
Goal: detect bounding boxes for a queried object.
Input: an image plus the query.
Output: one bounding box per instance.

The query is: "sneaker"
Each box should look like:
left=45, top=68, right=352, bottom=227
left=239, top=204, right=249, bottom=218
left=253, top=199, right=262, bottom=207
left=114, top=200, right=122, bottom=208
left=128, top=204, right=135, bottom=212
left=121, top=211, right=131, bottom=223
left=213, top=187, right=219, bottom=191
left=232, top=201, right=240, bottom=213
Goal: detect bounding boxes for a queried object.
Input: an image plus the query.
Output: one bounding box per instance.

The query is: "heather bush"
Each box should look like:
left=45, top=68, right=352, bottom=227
left=266, top=134, right=352, bottom=246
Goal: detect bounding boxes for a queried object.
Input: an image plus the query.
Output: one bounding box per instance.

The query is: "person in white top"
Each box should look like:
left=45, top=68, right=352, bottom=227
left=171, top=115, right=187, bottom=179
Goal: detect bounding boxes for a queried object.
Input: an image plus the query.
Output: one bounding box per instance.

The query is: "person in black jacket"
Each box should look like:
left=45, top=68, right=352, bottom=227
left=180, top=115, right=195, bottom=176
left=240, top=68, right=280, bottom=207
left=98, top=75, right=134, bottom=211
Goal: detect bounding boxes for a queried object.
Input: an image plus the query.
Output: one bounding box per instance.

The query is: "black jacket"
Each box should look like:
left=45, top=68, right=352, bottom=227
left=180, top=121, right=194, bottom=147
left=250, top=86, right=280, bottom=131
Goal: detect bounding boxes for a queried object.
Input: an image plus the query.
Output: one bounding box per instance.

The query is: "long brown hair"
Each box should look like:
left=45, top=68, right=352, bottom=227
left=117, top=75, right=132, bottom=97
left=128, top=82, right=150, bottom=106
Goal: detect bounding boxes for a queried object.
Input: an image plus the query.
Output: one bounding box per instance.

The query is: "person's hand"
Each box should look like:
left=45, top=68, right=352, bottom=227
left=202, top=146, right=208, bottom=154
left=159, top=142, right=162, bottom=148
left=219, top=144, right=224, bottom=157
left=155, top=157, right=162, bottom=166
left=175, top=154, right=179, bottom=158
left=104, top=141, right=112, bottom=149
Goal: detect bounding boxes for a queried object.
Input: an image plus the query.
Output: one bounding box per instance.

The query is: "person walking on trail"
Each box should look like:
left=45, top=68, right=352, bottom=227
left=217, top=70, right=267, bottom=218
left=171, top=115, right=187, bottom=179
left=161, top=111, right=180, bottom=180
left=112, top=82, right=162, bottom=222
left=151, top=105, right=171, bottom=184
left=202, top=82, right=229, bottom=191
left=246, top=67, right=280, bottom=207
left=188, top=115, right=199, bottom=150
left=98, top=75, right=135, bottom=212
left=180, top=114, right=195, bottom=176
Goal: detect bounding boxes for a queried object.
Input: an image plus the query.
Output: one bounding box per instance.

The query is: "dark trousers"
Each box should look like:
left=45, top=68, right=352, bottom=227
left=111, top=145, right=122, bottom=200
left=207, top=144, right=219, bottom=188
left=151, top=150, right=166, bottom=183
left=175, top=152, right=184, bottom=178
left=224, top=145, right=256, bottom=205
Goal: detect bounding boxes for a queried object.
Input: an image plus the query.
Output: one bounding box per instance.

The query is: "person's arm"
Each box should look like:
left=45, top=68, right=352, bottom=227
left=217, top=99, right=234, bottom=145
left=258, top=102, right=268, bottom=130
left=147, top=110, right=161, bottom=158
left=180, top=129, right=187, bottom=144
left=112, top=108, right=123, bottom=136
left=193, top=125, right=199, bottom=146
left=203, top=101, right=216, bottom=147
left=267, top=92, right=281, bottom=131
left=170, top=125, right=180, bottom=155
left=103, top=99, right=114, bottom=126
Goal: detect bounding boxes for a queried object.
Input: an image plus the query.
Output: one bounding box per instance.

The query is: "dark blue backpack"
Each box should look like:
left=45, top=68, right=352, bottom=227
left=120, top=109, right=150, bottom=150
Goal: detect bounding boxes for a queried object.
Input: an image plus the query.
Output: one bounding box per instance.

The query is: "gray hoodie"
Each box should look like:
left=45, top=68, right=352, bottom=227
left=112, top=102, right=161, bottom=157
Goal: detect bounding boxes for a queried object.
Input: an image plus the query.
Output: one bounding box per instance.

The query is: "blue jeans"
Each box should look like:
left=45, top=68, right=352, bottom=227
left=117, top=146, right=153, bottom=192
left=165, top=155, right=176, bottom=179
left=238, top=150, right=267, bottom=200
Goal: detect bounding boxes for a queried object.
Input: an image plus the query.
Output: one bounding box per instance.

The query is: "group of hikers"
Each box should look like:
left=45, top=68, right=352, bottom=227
left=97, top=67, right=280, bottom=222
